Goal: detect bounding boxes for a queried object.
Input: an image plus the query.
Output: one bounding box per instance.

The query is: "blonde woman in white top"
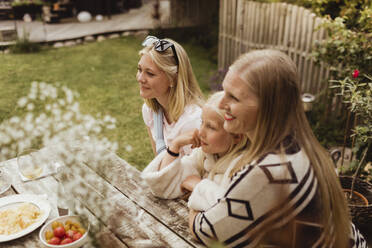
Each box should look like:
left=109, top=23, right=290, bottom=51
left=137, top=36, right=204, bottom=156
left=142, top=92, right=248, bottom=211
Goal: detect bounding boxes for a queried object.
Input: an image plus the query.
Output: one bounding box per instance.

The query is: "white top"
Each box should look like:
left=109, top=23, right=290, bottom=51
left=142, top=103, right=202, bottom=155
left=141, top=147, right=243, bottom=211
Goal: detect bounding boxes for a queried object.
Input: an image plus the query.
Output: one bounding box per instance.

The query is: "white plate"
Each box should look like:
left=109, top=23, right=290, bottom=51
left=0, top=194, right=51, bottom=242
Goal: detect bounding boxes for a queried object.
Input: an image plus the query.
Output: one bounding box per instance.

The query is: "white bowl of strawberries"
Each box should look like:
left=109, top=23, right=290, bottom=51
left=39, top=215, right=89, bottom=248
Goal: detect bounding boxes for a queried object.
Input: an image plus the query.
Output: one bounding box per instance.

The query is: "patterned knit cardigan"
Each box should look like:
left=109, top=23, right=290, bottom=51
left=192, top=138, right=367, bottom=248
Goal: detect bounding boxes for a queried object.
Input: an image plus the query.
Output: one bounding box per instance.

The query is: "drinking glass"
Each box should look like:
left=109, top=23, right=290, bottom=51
left=0, top=169, right=11, bottom=194
left=17, top=149, right=44, bottom=180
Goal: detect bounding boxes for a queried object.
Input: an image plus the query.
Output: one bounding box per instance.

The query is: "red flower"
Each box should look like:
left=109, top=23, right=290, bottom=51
left=352, top=69, right=359, bottom=78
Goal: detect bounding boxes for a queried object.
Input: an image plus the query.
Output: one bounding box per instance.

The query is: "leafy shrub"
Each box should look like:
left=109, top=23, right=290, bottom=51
left=256, top=0, right=372, bottom=30
left=330, top=74, right=372, bottom=179
left=306, top=102, right=346, bottom=148
left=312, top=16, right=372, bottom=81
left=310, top=3, right=371, bottom=171
left=10, top=35, right=41, bottom=54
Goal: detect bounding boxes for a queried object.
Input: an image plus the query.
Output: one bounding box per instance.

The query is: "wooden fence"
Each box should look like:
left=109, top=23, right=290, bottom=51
left=218, top=0, right=342, bottom=114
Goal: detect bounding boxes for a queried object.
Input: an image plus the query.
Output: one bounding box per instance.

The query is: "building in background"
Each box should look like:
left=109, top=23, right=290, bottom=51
left=0, top=0, right=143, bottom=22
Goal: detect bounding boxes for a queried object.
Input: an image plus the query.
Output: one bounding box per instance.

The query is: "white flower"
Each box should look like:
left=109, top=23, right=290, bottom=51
left=0, top=79, right=119, bottom=221
left=92, top=126, right=101, bottom=133
left=28, top=85, right=38, bottom=100
left=25, top=113, right=33, bottom=123
left=62, top=112, right=73, bottom=122
left=125, top=145, right=133, bottom=152
left=70, top=102, right=79, bottom=113
left=52, top=108, right=61, bottom=117
left=17, top=97, right=28, bottom=108
left=24, top=122, right=34, bottom=133
left=0, top=133, right=11, bottom=144
left=27, top=103, right=35, bottom=111
left=63, top=87, right=74, bottom=104
left=106, top=124, right=116, bottom=130
left=1, top=147, right=9, bottom=156
left=39, top=82, right=46, bottom=90
left=9, top=116, right=20, bottom=124
left=58, top=99, right=66, bottom=106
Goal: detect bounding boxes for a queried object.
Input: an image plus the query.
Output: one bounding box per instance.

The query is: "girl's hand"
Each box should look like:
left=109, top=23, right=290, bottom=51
left=169, top=129, right=201, bottom=153
left=181, top=175, right=202, bottom=192
left=159, top=130, right=200, bottom=171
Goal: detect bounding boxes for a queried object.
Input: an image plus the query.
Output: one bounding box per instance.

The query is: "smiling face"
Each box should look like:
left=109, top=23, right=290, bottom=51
left=199, top=105, right=235, bottom=157
left=219, top=70, right=259, bottom=139
left=136, top=54, right=171, bottom=102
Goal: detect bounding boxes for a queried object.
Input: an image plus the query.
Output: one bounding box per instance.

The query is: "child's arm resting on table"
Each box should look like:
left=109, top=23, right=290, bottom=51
left=159, top=129, right=200, bottom=170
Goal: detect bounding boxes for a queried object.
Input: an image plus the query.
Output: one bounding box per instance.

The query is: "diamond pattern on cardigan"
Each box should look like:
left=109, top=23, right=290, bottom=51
left=199, top=214, right=217, bottom=239
left=259, top=162, right=298, bottom=184
left=226, top=198, right=254, bottom=220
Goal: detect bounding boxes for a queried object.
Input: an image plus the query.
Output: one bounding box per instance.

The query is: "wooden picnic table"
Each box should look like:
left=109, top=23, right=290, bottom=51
left=0, top=149, right=203, bottom=248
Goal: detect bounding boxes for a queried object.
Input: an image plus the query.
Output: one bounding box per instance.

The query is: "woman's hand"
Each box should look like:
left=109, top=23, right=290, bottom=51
left=188, top=208, right=199, bottom=239
left=181, top=175, right=202, bottom=192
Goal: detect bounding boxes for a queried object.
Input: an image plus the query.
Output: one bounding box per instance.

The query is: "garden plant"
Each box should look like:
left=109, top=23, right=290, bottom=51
left=310, top=0, right=372, bottom=229
left=312, top=1, right=371, bottom=182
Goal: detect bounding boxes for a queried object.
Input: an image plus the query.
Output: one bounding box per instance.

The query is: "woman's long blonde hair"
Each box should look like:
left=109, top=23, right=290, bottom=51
left=230, top=49, right=350, bottom=248
left=203, top=91, right=249, bottom=179
left=139, top=38, right=204, bottom=122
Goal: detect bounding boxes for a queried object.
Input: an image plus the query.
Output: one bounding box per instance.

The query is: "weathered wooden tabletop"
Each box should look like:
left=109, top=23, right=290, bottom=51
left=0, top=150, right=203, bottom=248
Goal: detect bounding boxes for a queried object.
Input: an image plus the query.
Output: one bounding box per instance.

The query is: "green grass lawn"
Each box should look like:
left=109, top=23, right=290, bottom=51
left=0, top=36, right=216, bottom=170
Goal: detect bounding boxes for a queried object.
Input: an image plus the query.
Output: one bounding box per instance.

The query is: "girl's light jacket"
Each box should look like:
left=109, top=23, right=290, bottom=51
left=141, top=147, right=242, bottom=211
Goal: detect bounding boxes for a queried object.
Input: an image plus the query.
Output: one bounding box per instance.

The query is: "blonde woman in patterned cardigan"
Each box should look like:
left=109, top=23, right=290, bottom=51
left=189, top=50, right=367, bottom=248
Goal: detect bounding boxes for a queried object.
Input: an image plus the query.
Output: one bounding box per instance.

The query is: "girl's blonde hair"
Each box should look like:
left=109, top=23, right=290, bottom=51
left=139, top=38, right=204, bottom=122
left=203, top=91, right=249, bottom=179
left=229, top=49, right=350, bottom=247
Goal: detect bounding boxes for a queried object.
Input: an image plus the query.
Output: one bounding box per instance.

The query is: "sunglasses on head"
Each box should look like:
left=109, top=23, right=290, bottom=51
left=142, top=36, right=179, bottom=66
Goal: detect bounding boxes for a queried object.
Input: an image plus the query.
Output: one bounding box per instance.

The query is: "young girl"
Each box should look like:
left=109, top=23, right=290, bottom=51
left=189, top=50, right=367, bottom=248
left=141, top=91, right=248, bottom=211
left=138, top=36, right=204, bottom=156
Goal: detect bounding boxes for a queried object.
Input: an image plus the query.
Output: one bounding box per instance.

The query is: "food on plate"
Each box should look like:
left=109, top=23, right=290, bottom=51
left=46, top=220, right=86, bottom=245
left=0, top=203, right=41, bottom=235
